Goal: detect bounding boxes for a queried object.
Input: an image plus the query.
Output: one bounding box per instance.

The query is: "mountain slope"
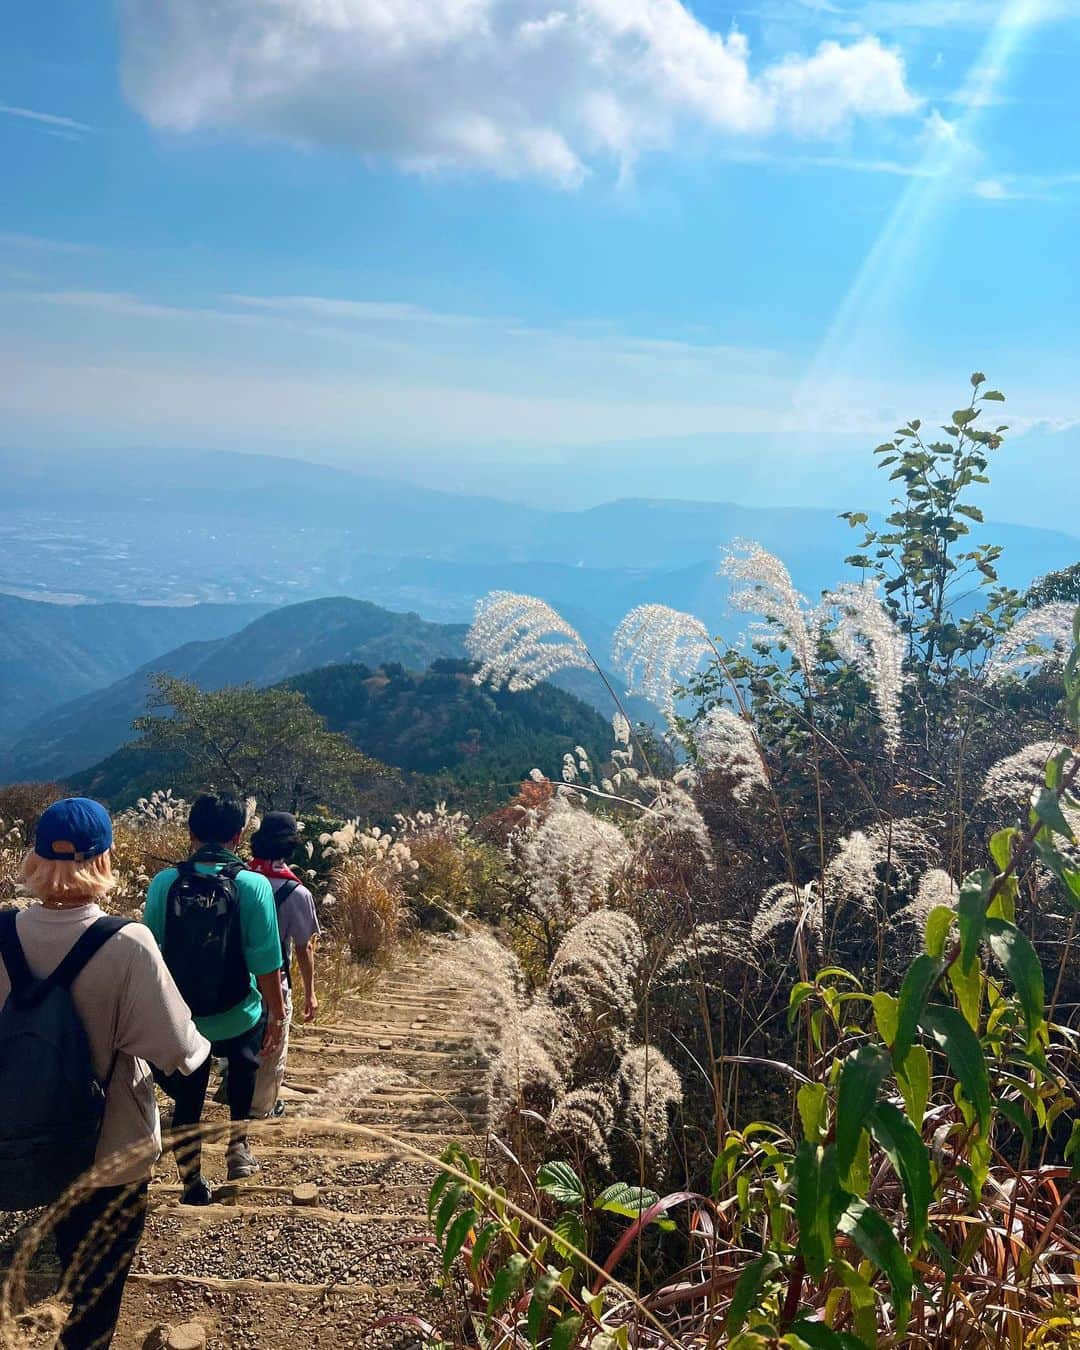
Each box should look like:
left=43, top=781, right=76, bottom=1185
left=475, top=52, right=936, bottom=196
left=0, top=598, right=468, bottom=783
left=287, top=659, right=610, bottom=780
left=0, top=595, right=267, bottom=741
left=70, top=659, right=613, bottom=808
left=1, top=594, right=646, bottom=785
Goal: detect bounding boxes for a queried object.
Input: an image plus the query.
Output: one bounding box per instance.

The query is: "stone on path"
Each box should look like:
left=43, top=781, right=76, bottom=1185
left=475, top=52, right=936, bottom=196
left=165, top=1324, right=207, bottom=1350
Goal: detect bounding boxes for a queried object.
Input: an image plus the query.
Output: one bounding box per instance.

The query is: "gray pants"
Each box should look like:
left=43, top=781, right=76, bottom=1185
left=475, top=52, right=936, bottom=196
left=251, top=986, right=292, bottom=1117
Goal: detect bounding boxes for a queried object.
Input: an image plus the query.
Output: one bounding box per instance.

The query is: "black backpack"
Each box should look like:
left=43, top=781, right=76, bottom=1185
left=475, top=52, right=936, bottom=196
left=0, top=910, right=130, bottom=1211
left=164, top=862, right=251, bottom=1017
left=273, top=879, right=300, bottom=989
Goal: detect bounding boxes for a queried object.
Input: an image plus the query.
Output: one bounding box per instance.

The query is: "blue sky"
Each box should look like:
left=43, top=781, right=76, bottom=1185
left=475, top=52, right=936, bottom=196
left=3, top=0, right=1080, bottom=523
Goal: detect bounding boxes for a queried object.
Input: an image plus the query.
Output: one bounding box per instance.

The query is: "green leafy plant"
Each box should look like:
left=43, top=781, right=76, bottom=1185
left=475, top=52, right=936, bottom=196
left=427, top=1148, right=683, bottom=1348
left=424, top=608, right=1080, bottom=1348
left=840, top=373, right=1020, bottom=685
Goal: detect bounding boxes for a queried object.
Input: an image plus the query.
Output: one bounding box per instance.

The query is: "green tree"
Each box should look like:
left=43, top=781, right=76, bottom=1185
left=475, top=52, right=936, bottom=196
left=133, top=675, right=387, bottom=811
left=841, top=372, right=1021, bottom=690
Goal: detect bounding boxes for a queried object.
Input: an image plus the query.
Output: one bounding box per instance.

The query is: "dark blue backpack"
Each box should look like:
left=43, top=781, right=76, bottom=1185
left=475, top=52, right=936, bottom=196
left=0, top=910, right=130, bottom=1211
left=164, top=861, right=250, bottom=1017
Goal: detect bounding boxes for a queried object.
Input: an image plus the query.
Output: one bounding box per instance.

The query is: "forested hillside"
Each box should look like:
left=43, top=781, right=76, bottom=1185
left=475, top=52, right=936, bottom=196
left=287, top=659, right=610, bottom=781
left=0, top=597, right=641, bottom=784
left=67, top=657, right=611, bottom=812
left=0, top=597, right=468, bottom=782
left=0, top=594, right=265, bottom=739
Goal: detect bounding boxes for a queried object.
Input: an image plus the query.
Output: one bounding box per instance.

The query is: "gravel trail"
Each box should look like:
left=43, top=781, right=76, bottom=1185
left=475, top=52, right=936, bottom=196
left=3, top=942, right=486, bottom=1350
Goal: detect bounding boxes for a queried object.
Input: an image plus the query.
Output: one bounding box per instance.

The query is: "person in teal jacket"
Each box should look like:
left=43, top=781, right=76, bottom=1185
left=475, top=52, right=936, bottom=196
left=144, top=792, right=285, bottom=1202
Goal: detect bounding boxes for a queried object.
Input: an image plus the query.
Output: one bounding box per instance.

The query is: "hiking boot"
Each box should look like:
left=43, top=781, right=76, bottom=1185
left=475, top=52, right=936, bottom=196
left=269, top=1099, right=285, bottom=1119
left=181, top=1175, right=213, bottom=1206
left=226, top=1142, right=260, bottom=1181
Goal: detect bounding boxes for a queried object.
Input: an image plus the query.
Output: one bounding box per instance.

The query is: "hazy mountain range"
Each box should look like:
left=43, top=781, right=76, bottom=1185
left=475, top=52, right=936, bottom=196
left=0, top=597, right=635, bottom=784
left=0, top=446, right=1074, bottom=787
left=1, top=449, right=1075, bottom=626
left=0, top=594, right=267, bottom=741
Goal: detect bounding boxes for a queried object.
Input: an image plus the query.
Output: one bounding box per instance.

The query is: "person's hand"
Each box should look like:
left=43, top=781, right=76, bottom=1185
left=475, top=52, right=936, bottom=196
left=303, top=991, right=319, bottom=1023
left=261, top=1015, right=285, bottom=1057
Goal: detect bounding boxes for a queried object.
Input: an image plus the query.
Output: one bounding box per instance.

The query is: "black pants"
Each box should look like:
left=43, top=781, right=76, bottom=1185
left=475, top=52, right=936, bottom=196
left=156, top=1016, right=264, bottom=1181
left=53, top=1182, right=148, bottom=1350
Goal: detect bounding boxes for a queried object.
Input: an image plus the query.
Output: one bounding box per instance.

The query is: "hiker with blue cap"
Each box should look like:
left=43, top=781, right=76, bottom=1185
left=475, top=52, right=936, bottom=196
left=0, top=797, right=209, bottom=1349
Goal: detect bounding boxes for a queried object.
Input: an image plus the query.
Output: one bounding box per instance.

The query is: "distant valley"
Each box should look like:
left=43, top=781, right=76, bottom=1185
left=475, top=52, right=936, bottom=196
left=2, top=450, right=1076, bottom=636
left=0, top=446, right=1075, bottom=793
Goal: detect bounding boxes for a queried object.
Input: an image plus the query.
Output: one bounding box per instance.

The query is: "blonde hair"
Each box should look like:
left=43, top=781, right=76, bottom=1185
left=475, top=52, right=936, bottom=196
left=20, top=849, right=117, bottom=904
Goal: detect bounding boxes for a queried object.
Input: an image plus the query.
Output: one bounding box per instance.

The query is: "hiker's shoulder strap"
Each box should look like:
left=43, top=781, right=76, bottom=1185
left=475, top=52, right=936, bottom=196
left=220, top=862, right=247, bottom=881
left=274, top=880, right=300, bottom=909
left=0, top=910, right=34, bottom=997
left=49, top=917, right=132, bottom=991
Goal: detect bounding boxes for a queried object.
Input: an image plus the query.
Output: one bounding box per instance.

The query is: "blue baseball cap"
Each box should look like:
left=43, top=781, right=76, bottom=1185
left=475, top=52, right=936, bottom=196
left=34, top=797, right=113, bottom=863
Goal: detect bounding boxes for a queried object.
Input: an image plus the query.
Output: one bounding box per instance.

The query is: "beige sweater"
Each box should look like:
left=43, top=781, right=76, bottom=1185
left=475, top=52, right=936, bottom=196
left=0, top=903, right=210, bottom=1185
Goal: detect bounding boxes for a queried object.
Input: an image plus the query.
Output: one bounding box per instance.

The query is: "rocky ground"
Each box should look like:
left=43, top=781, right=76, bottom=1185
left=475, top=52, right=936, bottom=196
left=1, top=944, right=487, bottom=1349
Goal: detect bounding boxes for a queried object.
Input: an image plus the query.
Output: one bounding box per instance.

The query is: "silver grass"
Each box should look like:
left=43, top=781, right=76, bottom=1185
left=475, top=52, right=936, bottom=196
left=520, top=995, right=578, bottom=1082
left=892, top=867, right=957, bottom=952
left=638, top=782, right=713, bottom=862
left=723, top=540, right=824, bottom=680
left=986, top=603, right=1077, bottom=684
left=750, top=880, right=820, bottom=952
left=548, top=909, right=644, bottom=1050
left=119, top=788, right=190, bottom=824
left=658, top=921, right=759, bottom=991
left=980, top=740, right=1062, bottom=804
left=823, top=820, right=939, bottom=916
left=612, top=712, right=631, bottom=747
left=491, top=1023, right=566, bottom=1118
left=519, top=799, right=632, bottom=923
left=822, top=830, right=882, bottom=919
left=548, top=1085, right=616, bottom=1167
left=827, top=581, right=907, bottom=753
left=467, top=591, right=592, bottom=692
left=693, top=706, right=768, bottom=803
left=294, top=1063, right=410, bottom=1119
left=611, top=604, right=712, bottom=717
left=432, top=930, right=578, bottom=1123
left=617, top=1046, right=682, bottom=1166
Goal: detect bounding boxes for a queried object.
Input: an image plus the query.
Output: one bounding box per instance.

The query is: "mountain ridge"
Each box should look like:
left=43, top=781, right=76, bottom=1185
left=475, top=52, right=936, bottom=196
left=0, top=596, right=639, bottom=785
left=0, top=594, right=267, bottom=741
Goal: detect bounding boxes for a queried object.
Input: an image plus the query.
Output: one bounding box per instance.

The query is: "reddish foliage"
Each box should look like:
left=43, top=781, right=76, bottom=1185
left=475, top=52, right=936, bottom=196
left=477, top=776, right=554, bottom=845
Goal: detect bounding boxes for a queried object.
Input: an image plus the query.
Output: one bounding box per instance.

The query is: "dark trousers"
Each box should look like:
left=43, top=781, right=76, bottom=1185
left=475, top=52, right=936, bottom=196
left=156, top=1016, right=264, bottom=1182
left=53, top=1182, right=148, bottom=1350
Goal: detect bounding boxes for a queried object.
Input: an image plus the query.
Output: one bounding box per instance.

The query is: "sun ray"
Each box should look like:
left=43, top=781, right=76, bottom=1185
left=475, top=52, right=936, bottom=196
left=794, top=0, right=1047, bottom=420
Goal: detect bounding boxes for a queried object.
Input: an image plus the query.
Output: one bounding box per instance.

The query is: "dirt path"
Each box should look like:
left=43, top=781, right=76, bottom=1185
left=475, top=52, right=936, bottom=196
left=6, top=940, right=486, bottom=1350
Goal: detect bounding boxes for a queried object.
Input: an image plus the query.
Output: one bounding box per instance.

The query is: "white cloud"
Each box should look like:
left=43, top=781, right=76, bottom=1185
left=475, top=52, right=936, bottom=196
left=0, top=104, right=92, bottom=137
left=972, top=169, right=1080, bottom=202
left=973, top=177, right=1009, bottom=199
left=228, top=295, right=485, bottom=326
left=0, top=233, right=103, bottom=255
left=921, top=108, right=961, bottom=144
left=851, top=0, right=1073, bottom=30
left=18, top=288, right=495, bottom=333
left=762, top=37, right=918, bottom=135
left=119, top=0, right=920, bottom=185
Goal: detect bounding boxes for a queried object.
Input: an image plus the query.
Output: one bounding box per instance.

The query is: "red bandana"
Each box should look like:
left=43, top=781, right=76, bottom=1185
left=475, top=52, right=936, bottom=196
left=248, top=857, right=301, bottom=883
